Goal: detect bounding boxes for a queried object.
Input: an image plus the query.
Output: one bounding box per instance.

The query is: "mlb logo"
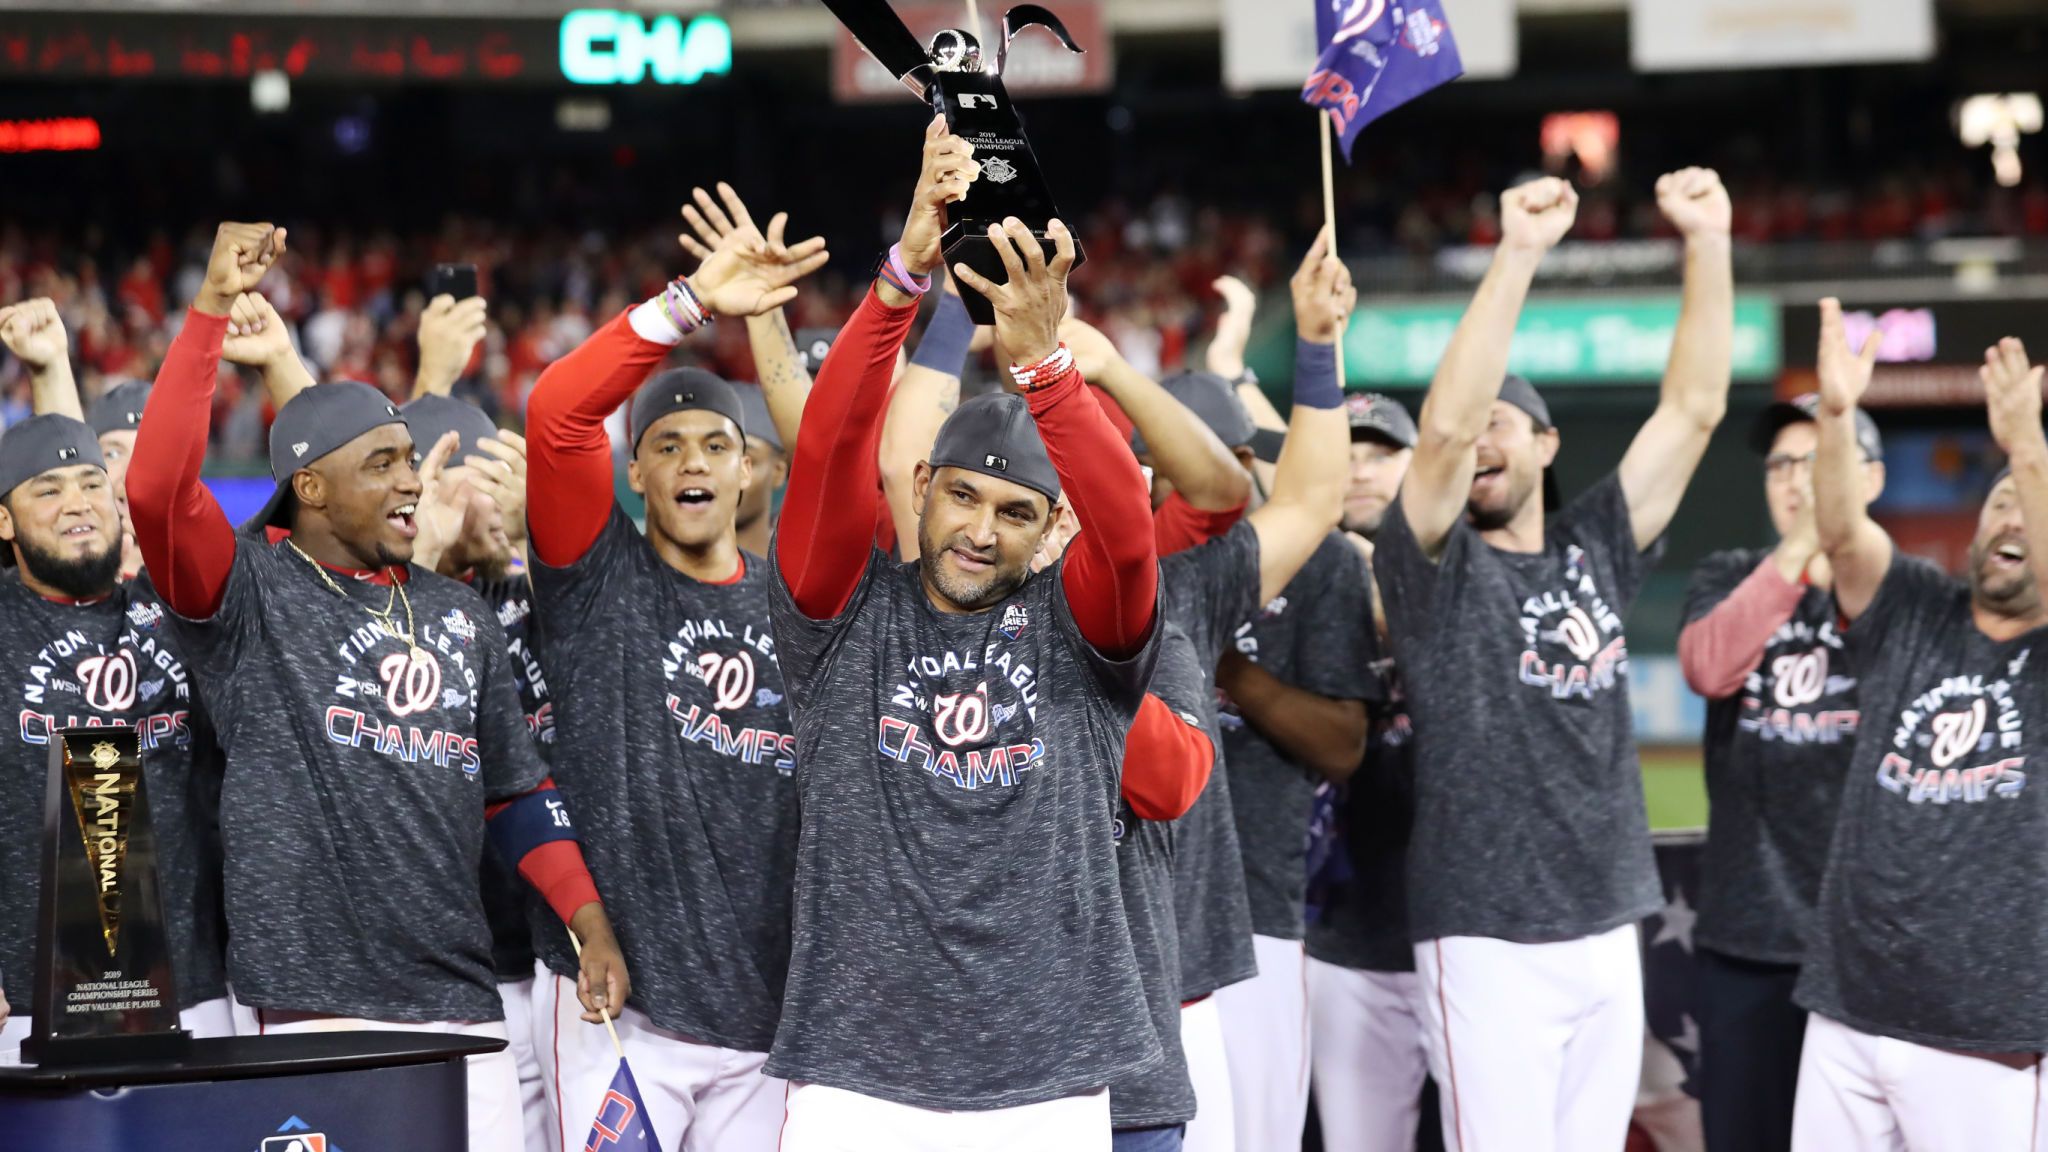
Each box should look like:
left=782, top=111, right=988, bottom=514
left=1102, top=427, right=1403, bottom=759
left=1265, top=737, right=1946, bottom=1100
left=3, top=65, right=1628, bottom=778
left=999, top=603, right=1029, bottom=639
left=984, top=453, right=1008, bottom=472
left=262, top=1136, right=327, bottom=1152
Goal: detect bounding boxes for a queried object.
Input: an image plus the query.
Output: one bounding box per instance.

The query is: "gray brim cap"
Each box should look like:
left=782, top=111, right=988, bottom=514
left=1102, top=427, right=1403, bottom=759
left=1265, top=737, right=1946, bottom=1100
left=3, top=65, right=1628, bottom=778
left=400, top=394, right=501, bottom=459
left=253, top=381, right=407, bottom=530
left=1750, top=392, right=1884, bottom=462
left=0, top=415, right=108, bottom=567
left=1346, top=391, right=1418, bottom=448
left=929, top=391, right=1060, bottom=503
left=1132, top=369, right=1255, bottom=457
left=629, top=368, right=748, bottom=455
left=88, top=379, right=152, bottom=438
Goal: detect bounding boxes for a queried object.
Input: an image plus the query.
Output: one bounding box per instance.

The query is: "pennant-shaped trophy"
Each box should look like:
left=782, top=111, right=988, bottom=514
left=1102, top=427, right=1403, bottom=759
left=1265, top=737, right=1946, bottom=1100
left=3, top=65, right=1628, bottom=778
left=821, top=0, right=1088, bottom=323
left=22, top=728, right=187, bottom=1064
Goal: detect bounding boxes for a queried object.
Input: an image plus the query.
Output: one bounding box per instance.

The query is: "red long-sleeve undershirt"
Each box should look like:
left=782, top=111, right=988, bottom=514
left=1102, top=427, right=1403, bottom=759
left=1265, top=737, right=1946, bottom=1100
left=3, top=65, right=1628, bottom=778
left=1679, top=556, right=1809, bottom=699
left=1121, top=693, right=1213, bottom=821
left=778, top=287, right=921, bottom=619
left=130, top=309, right=239, bottom=620
left=128, top=310, right=600, bottom=923
left=1029, top=362, right=1159, bottom=659
left=525, top=310, right=673, bottom=568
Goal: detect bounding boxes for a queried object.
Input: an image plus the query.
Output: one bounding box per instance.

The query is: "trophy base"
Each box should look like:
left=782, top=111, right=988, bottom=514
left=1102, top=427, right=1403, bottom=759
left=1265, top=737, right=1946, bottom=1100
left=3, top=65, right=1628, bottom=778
left=942, top=221, right=1087, bottom=326
left=21, top=1026, right=190, bottom=1067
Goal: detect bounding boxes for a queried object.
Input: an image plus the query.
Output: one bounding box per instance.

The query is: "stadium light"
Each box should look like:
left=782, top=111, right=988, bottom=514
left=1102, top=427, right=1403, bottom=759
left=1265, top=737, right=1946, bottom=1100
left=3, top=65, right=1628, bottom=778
left=1957, top=93, right=2042, bottom=188
left=1541, top=111, right=1618, bottom=184
left=251, top=69, right=290, bottom=114
left=559, top=10, right=732, bottom=85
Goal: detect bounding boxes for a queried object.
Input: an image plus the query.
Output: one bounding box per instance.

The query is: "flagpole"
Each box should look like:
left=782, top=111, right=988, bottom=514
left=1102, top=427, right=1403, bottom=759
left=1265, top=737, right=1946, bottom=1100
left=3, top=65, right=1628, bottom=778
left=1318, top=110, right=1349, bottom=392
left=568, top=929, right=628, bottom=1062
left=966, top=0, right=980, bottom=44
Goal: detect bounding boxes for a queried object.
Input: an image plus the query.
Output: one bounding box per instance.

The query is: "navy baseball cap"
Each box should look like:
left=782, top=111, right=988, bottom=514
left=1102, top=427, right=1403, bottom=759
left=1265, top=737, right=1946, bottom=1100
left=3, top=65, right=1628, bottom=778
left=929, top=391, right=1060, bottom=503
left=88, top=379, right=152, bottom=438
left=1132, top=370, right=1255, bottom=457
left=629, top=369, right=748, bottom=456
left=253, top=381, right=407, bottom=530
left=735, top=386, right=782, bottom=453
left=1494, top=375, right=1560, bottom=512
left=0, top=415, right=109, bottom=568
left=1347, top=392, right=1418, bottom=449
left=1750, top=393, right=1884, bottom=462
left=400, top=394, right=501, bottom=459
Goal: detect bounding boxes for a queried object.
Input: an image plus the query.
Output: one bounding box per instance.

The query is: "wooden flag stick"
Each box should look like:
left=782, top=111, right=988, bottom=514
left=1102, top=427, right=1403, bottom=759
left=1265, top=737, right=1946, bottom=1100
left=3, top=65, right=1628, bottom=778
left=568, top=929, right=627, bottom=1062
left=1318, top=110, right=1349, bottom=391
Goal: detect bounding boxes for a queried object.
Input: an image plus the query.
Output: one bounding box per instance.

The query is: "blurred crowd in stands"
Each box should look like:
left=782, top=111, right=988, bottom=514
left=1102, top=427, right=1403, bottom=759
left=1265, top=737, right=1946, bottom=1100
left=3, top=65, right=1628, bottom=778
left=3, top=167, right=2045, bottom=463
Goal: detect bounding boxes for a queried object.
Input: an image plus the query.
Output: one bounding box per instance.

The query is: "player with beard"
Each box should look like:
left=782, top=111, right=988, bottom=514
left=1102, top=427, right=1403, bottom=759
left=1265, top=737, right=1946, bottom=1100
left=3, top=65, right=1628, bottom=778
left=768, top=117, right=1161, bottom=1149
left=126, top=222, right=629, bottom=1150
left=522, top=186, right=826, bottom=1149
left=1678, top=387, right=1884, bottom=1152
left=0, top=415, right=233, bottom=1061
left=1303, top=396, right=1439, bottom=1152
left=1787, top=309, right=2048, bottom=1148
left=1373, top=169, right=1733, bottom=1152
left=6, top=299, right=143, bottom=580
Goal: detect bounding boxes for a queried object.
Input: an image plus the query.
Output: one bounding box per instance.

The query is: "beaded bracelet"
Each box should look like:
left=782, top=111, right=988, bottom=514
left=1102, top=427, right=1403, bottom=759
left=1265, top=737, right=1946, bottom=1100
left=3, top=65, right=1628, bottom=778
left=1009, top=343, right=1076, bottom=392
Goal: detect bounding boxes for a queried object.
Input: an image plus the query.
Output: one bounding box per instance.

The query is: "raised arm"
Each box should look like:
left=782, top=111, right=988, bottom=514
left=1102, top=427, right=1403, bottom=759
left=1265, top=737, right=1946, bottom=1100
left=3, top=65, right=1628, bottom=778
left=1678, top=550, right=1813, bottom=699
left=1402, top=178, right=1578, bottom=560
left=1243, top=228, right=1353, bottom=603
left=1982, top=337, right=2048, bottom=601
left=221, top=291, right=316, bottom=406
left=779, top=116, right=973, bottom=618
left=1814, top=298, right=1890, bottom=622
left=1618, top=168, right=1734, bottom=550
left=1063, top=315, right=1248, bottom=514
left=412, top=293, right=488, bottom=399
left=956, top=217, right=1157, bottom=657
left=882, top=273, right=976, bottom=559
left=678, top=182, right=819, bottom=452
left=530, top=192, right=828, bottom=568
left=130, top=223, right=285, bottom=618
left=1, top=299, right=84, bottom=420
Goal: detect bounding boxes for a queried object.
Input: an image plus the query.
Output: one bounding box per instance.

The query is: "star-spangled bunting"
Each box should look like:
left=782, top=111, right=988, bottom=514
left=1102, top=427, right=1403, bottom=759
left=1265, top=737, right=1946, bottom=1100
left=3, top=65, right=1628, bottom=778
left=1301, top=0, right=1466, bottom=160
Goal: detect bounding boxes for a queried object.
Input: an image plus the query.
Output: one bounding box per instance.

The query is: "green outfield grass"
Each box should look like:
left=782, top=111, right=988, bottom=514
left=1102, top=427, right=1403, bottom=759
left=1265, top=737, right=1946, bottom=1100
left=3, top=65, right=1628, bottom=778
left=1642, top=745, right=1707, bottom=831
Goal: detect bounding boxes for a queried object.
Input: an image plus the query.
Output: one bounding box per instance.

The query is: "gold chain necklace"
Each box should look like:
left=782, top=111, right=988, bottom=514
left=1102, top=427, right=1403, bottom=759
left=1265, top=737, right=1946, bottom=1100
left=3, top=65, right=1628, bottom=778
left=286, top=539, right=422, bottom=660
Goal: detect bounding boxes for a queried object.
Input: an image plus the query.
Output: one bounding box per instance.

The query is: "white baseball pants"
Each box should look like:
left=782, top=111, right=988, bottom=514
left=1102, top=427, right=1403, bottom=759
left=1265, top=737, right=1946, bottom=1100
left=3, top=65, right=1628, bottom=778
left=1791, top=1012, right=2045, bottom=1152
left=499, top=976, right=551, bottom=1152
left=1308, top=961, right=1429, bottom=1152
left=1180, top=995, right=1236, bottom=1152
left=250, top=1009, right=520, bottom=1152
left=778, top=1082, right=1109, bottom=1152
left=1413, top=923, right=1643, bottom=1152
left=534, top=965, right=783, bottom=1152
left=1213, top=934, right=1311, bottom=1151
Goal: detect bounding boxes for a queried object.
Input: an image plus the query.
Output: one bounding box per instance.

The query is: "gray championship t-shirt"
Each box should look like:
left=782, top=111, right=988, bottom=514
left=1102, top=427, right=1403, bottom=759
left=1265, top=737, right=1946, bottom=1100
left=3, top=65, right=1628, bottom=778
left=1307, top=639, right=1415, bottom=974
left=1219, top=531, right=1376, bottom=940
left=0, top=575, right=226, bottom=1015
left=169, top=538, right=545, bottom=1023
left=1683, top=549, right=1859, bottom=964
left=1159, top=522, right=1263, bottom=997
left=1796, top=554, right=2048, bottom=1051
left=1109, top=623, right=1207, bottom=1129
left=766, top=550, right=1162, bottom=1109
left=1377, top=472, right=1661, bottom=942
left=529, top=509, right=798, bottom=1051
left=475, top=572, right=549, bottom=982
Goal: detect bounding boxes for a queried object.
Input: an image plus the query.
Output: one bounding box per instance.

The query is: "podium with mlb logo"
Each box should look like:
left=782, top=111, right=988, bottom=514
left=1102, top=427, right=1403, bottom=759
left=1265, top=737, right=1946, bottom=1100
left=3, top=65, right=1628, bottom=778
left=0, top=729, right=499, bottom=1150
left=0, top=1031, right=499, bottom=1151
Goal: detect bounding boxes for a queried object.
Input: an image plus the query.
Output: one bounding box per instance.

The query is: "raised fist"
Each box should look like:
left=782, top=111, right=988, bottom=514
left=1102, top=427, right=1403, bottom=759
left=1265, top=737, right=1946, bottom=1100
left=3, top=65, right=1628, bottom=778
left=221, top=292, right=295, bottom=368
left=1500, top=178, right=1578, bottom=256
left=1290, top=226, right=1357, bottom=346
left=198, top=223, right=286, bottom=317
left=899, top=115, right=980, bottom=279
left=0, top=298, right=68, bottom=372
left=1656, top=167, right=1732, bottom=239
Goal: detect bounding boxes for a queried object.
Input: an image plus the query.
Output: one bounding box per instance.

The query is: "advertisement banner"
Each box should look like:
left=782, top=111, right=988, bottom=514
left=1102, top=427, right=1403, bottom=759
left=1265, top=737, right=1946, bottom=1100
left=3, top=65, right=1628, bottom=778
left=1343, top=294, right=1781, bottom=387
left=831, top=0, right=1109, bottom=102
left=1778, top=294, right=2048, bottom=407
left=1222, top=0, right=1513, bottom=92
left=1631, top=0, right=1935, bottom=72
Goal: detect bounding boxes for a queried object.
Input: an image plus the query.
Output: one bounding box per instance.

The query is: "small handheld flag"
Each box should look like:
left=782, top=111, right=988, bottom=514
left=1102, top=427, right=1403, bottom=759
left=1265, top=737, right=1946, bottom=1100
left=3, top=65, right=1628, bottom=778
left=583, top=1058, right=663, bottom=1152
left=1302, top=0, right=1466, bottom=160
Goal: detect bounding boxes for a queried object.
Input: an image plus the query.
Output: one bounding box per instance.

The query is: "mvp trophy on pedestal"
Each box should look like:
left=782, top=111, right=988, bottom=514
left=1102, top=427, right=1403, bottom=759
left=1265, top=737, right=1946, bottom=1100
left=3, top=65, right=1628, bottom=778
left=22, top=727, right=187, bottom=1064
left=822, top=0, right=1088, bottom=322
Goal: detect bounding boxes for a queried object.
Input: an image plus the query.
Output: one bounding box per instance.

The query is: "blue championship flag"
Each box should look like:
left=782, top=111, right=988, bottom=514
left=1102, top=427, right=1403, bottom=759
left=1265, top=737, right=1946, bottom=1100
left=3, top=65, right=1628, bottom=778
left=1301, top=0, right=1465, bottom=160
left=583, top=1059, right=664, bottom=1152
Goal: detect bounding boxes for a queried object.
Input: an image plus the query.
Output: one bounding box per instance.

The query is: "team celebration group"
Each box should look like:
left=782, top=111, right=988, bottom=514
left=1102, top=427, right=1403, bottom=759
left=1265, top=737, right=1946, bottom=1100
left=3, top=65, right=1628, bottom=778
left=0, top=116, right=2042, bottom=1152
